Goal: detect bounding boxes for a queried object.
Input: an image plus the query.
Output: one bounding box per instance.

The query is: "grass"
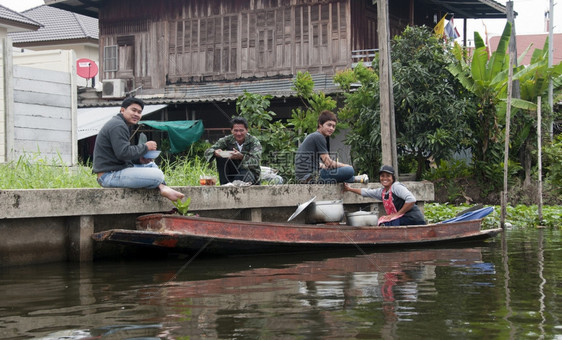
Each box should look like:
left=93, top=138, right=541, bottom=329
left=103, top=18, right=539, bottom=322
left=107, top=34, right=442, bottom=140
left=160, top=155, right=218, bottom=187
left=1, top=153, right=559, bottom=228
left=0, top=153, right=98, bottom=189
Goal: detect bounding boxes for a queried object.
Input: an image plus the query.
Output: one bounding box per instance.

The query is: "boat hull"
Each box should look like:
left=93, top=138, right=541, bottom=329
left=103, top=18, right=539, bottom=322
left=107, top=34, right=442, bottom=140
left=91, top=214, right=502, bottom=255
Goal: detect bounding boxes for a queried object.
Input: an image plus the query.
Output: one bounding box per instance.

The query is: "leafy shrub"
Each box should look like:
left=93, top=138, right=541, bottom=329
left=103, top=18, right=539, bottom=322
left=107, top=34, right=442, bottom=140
left=543, top=134, right=562, bottom=195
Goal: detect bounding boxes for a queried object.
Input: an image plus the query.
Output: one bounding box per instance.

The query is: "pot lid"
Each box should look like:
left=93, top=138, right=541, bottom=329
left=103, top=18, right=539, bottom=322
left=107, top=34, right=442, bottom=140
left=287, top=196, right=316, bottom=222
left=347, top=210, right=376, bottom=217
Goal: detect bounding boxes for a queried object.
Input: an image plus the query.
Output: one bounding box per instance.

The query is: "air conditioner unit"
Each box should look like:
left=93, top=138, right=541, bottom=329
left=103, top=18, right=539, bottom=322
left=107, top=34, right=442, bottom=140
left=102, top=79, right=126, bottom=98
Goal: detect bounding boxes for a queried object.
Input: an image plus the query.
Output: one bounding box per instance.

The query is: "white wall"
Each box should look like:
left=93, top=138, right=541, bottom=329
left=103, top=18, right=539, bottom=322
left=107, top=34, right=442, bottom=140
left=10, top=50, right=77, bottom=164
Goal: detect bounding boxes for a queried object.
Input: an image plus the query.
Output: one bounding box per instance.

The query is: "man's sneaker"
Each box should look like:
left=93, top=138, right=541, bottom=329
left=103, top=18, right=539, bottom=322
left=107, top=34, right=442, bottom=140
left=354, top=174, right=369, bottom=184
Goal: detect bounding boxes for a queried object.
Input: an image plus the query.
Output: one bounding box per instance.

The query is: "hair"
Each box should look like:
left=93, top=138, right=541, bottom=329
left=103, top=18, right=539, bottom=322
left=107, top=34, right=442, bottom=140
left=231, top=116, right=248, bottom=129
left=318, top=110, right=337, bottom=126
left=121, top=97, right=145, bottom=110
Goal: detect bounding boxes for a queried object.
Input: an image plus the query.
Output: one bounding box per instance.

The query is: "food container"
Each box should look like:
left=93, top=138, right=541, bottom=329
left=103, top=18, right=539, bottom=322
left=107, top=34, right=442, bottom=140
left=346, top=210, right=378, bottom=226
left=305, top=200, right=344, bottom=224
left=199, top=175, right=217, bottom=186
left=218, top=150, right=235, bottom=158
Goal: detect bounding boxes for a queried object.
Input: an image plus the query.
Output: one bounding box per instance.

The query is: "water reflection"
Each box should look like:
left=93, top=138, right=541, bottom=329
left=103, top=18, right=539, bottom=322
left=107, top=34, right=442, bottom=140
left=0, top=246, right=487, bottom=339
left=1, top=228, right=561, bottom=339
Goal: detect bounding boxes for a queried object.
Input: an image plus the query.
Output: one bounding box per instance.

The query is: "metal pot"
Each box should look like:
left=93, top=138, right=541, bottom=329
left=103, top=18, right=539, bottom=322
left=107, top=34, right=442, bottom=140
left=305, top=200, right=344, bottom=224
left=346, top=210, right=378, bottom=226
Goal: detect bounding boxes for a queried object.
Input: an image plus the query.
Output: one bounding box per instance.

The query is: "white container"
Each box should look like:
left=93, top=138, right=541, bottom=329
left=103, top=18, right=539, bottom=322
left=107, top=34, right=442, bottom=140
left=346, top=211, right=378, bottom=226
left=305, top=200, right=344, bottom=224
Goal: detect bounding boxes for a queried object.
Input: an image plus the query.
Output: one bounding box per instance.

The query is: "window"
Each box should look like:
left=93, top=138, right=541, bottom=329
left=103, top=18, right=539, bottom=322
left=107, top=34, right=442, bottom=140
left=104, top=45, right=118, bottom=72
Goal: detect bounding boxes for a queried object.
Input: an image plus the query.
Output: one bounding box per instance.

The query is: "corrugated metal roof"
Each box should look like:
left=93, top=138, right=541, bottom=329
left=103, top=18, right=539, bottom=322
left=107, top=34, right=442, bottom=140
left=79, top=74, right=342, bottom=108
left=9, top=5, right=98, bottom=44
left=0, top=4, right=42, bottom=32
left=45, top=0, right=508, bottom=19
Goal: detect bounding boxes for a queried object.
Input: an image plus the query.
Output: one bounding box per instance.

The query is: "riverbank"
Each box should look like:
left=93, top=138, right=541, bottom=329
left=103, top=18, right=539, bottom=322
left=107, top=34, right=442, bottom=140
left=0, top=182, right=435, bottom=267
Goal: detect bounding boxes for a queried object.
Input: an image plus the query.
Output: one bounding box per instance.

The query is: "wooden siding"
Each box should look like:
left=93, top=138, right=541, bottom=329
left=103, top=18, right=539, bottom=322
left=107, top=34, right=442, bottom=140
left=99, top=0, right=351, bottom=89
left=12, top=66, right=74, bottom=164
left=350, top=0, right=412, bottom=52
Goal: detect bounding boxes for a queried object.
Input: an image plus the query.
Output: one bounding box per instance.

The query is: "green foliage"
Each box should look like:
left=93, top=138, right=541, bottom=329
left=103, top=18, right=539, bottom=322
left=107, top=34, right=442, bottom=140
left=0, top=153, right=98, bottom=189
left=425, top=203, right=561, bottom=228
left=236, top=90, right=275, bottom=131
left=235, top=90, right=296, bottom=178
left=161, top=156, right=218, bottom=187
left=172, top=197, right=193, bottom=216
left=334, top=64, right=381, bottom=178
left=288, top=71, right=337, bottom=137
left=543, top=134, right=562, bottom=195
left=448, top=22, right=562, bottom=192
left=423, top=160, right=472, bottom=202
left=335, top=26, right=474, bottom=179
left=448, top=23, right=512, bottom=180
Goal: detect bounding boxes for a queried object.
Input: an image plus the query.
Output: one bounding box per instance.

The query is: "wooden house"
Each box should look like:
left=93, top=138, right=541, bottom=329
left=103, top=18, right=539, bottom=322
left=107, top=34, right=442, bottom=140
left=45, top=0, right=507, bottom=144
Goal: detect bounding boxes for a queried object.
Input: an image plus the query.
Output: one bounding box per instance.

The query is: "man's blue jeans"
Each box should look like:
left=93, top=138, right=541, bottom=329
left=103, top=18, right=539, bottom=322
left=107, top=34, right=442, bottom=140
left=98, top=163, right=164, bottom=189
left=319, top=166, right=355, bottom=183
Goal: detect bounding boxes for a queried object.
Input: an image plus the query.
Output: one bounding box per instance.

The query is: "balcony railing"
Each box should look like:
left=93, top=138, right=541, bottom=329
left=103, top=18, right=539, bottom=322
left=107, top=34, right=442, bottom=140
left=351, top=49, right=378, bottom=68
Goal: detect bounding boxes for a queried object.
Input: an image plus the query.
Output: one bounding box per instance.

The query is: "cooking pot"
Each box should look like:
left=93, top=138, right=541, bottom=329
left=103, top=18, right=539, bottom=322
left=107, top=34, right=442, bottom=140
left=305, top=200, right=344, bottom=224
left=346, top=210, right=378, bottom=226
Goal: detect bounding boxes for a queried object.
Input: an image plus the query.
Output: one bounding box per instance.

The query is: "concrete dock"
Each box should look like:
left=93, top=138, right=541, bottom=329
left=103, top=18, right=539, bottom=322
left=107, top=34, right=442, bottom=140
left=0, top=182, right=434, bottom=267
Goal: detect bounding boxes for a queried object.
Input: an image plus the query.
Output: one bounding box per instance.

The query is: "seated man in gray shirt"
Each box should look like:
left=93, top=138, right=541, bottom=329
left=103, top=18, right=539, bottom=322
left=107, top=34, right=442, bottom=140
left=92, top=97, right=184, bottom=202
left=295, top=110, right=367, bottom=184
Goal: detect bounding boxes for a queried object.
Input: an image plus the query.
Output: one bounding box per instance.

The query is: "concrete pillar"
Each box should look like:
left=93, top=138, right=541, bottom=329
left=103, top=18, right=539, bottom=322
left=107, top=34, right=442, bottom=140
left=249, top=208, right=262, bottom=222
left=67, top=215, right=94, bottom=262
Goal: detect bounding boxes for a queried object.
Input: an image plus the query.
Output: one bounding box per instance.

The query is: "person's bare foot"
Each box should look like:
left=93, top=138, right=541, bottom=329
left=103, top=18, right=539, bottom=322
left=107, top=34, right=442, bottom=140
left=159, top=184, right=185, bottom=201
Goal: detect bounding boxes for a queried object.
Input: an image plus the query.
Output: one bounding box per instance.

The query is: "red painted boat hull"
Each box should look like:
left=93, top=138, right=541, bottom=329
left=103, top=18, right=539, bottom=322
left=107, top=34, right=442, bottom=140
left=92, top=214, right=502, bottom=254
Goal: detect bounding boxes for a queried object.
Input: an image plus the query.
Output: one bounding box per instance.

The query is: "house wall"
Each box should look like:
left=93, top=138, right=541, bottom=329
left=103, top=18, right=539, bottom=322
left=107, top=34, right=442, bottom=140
left=11, top=50, right=77, bottom=164
left=99, top=0, right=352, bottom=89
left=15, top=44, right=100, bottom=87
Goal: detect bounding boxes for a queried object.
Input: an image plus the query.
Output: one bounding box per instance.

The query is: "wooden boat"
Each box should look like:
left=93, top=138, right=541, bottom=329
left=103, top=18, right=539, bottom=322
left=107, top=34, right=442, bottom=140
left=91, top=213, right=502, bottom=255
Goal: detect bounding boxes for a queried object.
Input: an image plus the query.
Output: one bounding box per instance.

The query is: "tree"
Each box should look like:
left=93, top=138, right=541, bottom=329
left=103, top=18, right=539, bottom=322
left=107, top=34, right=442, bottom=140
left=449, top=22, right=562, bottom=191
left=236, top=91, right=296, bottom=178
left=336, top=26, right=474, bottom=179
left=447, top=23, right=513, bottom=188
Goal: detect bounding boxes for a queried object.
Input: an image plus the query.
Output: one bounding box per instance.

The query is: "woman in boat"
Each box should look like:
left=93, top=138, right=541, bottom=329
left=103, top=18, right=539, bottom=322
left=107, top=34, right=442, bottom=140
left=343, top=165, right=426, bottom=226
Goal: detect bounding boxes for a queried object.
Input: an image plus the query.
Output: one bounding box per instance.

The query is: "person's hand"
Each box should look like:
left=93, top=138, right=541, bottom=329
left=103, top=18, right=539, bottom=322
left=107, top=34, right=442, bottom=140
left=214, top=149, right=223, bottom=157
left=343, top=183, right=351, bottom=192
left=230, top=148, right=243, bottom=160
left=145, top=141, right=157, bottom=151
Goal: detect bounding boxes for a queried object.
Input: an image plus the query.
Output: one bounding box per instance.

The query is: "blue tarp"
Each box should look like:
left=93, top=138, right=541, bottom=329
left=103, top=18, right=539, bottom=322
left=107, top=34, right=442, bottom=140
left=141, top=120, right=204, bottom=154
left=439, top=207, right=494, bottom=224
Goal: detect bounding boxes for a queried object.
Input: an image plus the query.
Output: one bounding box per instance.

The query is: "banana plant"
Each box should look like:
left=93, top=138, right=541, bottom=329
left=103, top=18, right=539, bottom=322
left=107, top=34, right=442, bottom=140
left=447, top=22, right=513, bottom=171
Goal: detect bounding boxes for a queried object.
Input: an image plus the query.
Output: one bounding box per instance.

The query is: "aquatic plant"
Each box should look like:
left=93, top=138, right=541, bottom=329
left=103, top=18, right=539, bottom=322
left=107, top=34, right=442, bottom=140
left=172, top=197, right=193, bottom=216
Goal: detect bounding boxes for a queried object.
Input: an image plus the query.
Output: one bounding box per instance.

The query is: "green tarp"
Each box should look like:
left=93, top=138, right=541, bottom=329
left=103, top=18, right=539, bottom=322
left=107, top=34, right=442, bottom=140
left=141, top=120, right=204, bottom=153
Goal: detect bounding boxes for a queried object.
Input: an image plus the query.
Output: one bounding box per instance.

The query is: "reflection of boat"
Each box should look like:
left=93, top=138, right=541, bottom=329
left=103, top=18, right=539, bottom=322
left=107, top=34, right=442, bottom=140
left=91, top=213, right=501, bottom=255
left=140, top=247, right=485, bottom=300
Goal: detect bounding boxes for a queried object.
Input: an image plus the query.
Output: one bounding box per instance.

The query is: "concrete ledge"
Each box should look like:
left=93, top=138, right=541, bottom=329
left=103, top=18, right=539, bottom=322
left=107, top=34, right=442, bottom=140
left=0, top=182, right=434, bottom=267
left=0, top=182, right=434, bottom=219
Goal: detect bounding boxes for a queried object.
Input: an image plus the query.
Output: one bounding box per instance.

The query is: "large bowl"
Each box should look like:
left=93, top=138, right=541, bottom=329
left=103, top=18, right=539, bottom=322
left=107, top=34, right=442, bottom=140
left=346, top=210, right=378, bottom=226
left=305, top=200, right=344, bottom=224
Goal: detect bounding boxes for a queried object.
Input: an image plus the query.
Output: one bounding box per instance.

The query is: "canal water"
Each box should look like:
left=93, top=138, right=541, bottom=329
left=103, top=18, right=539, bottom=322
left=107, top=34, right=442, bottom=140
left=1, top=227, right=560, bottom=339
